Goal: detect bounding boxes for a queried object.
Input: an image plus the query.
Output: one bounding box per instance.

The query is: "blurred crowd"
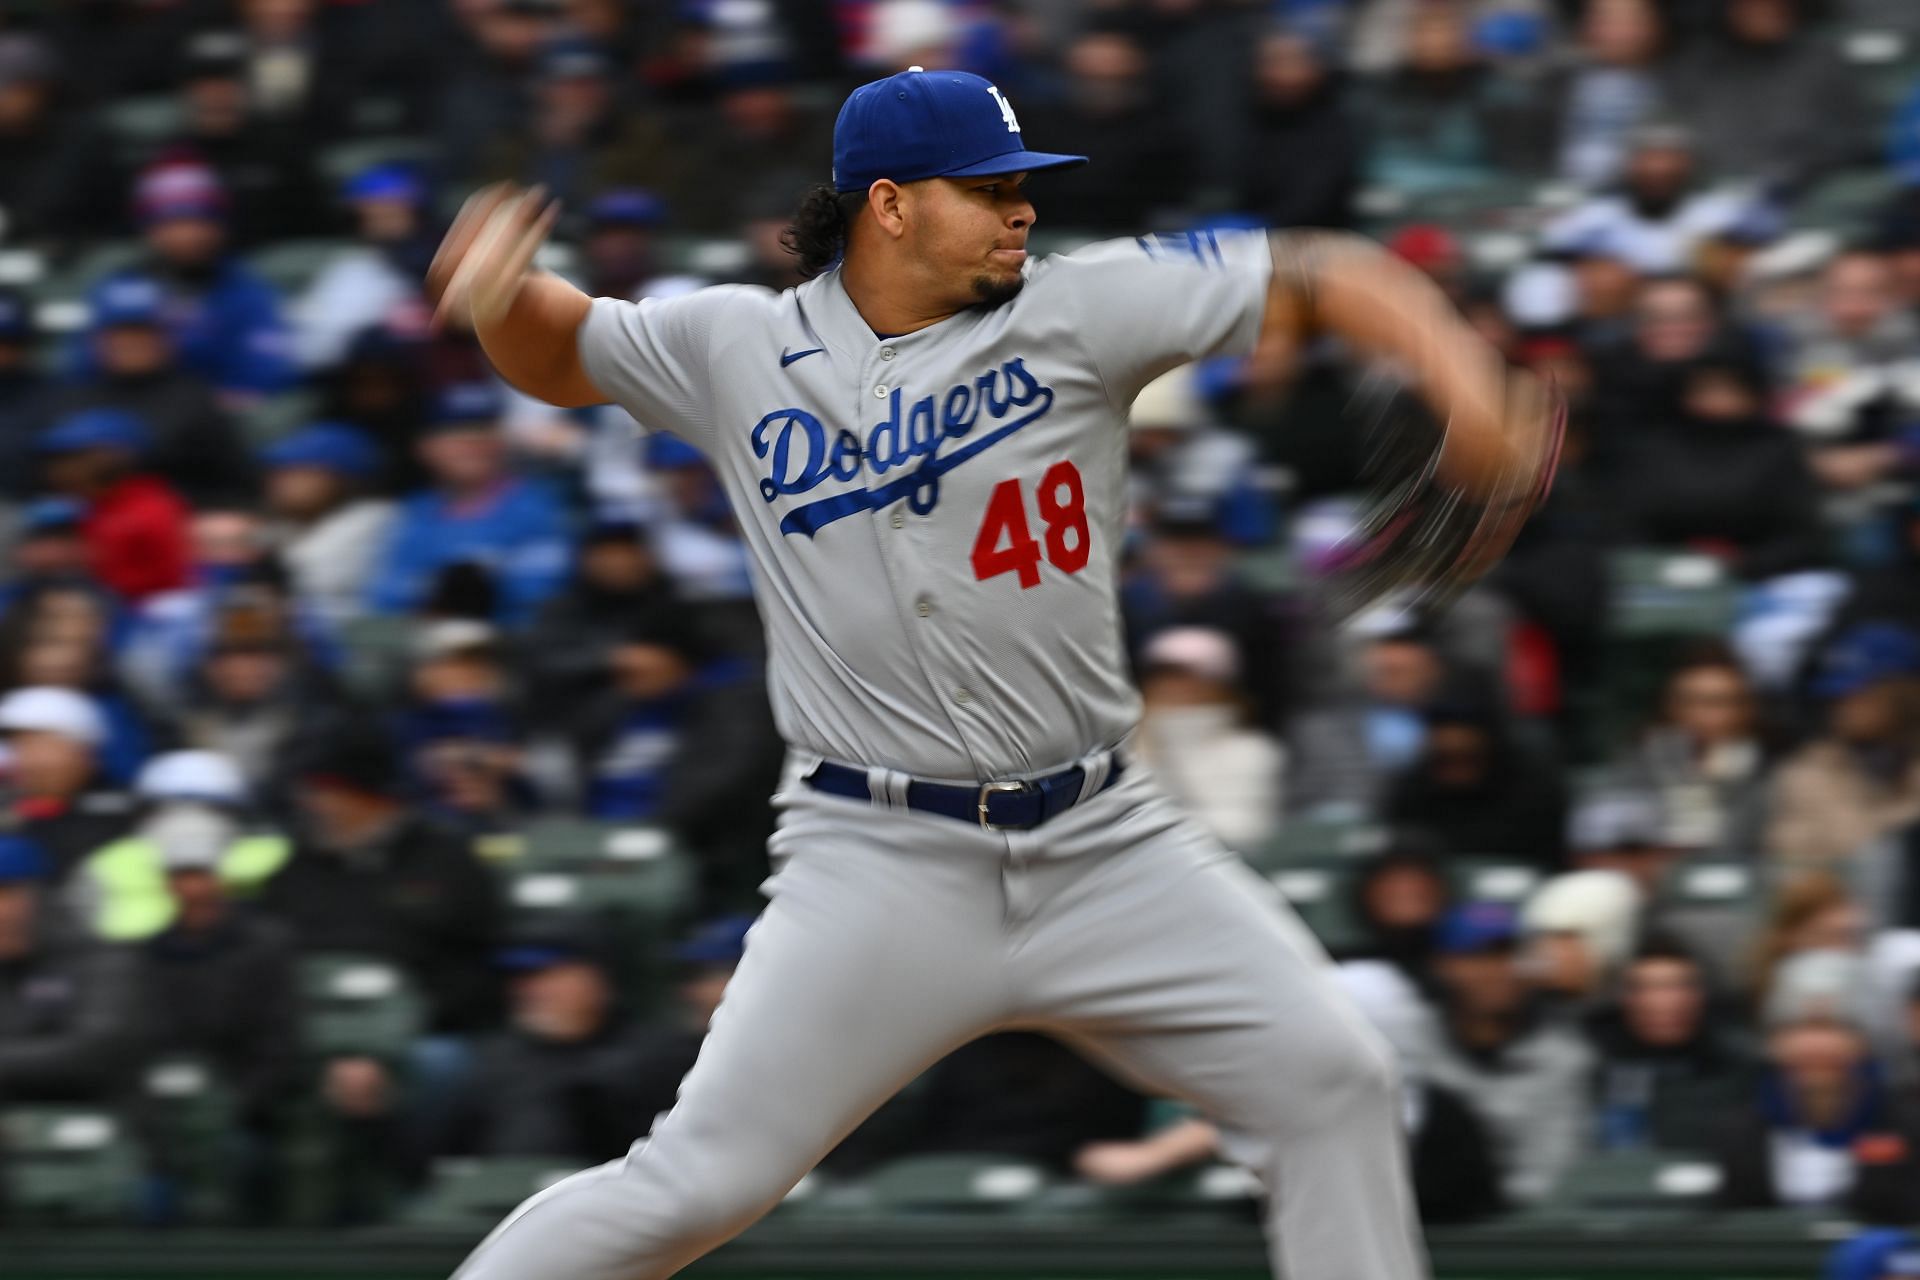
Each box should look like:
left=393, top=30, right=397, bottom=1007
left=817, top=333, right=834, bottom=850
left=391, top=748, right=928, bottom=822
left=2, top=0, right=1920, bottom=1251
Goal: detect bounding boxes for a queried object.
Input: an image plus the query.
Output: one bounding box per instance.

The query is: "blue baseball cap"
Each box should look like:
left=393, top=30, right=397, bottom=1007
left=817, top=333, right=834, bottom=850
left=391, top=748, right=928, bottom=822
left=674, top=914, right=755, bottom=968
left=1893, top=87, right=1920, bottom=188
left=88, top=274, right=166, bottom=330
left=38, top=408, right=150, bottom=456
left=831, top=67, right=1086, bottom=194
left=342, top=164, right=425, bottom=206
left=1434, top=902, right=1520, bottom=955
left=428, top=381, right=504, bottom=429
left=261, top=423, right=384, bottom=478
left=644, top=431, right=704, bottom=470
left=19, top=497, right=84, bottom=535
left=0, top=834, right=49, bottom=884
left=587, top=188, right=667, bottom=228
left=1813, top=623, right=1920, bottom=699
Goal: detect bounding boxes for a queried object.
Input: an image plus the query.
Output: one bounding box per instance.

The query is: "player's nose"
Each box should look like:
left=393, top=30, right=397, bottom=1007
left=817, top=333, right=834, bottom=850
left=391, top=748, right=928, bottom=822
left=1008, top=196, right=1035, bottom=231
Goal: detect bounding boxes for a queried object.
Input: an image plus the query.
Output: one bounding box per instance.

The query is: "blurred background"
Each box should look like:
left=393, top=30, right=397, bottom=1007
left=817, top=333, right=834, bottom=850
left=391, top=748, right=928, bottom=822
left=2, top=0, right=1920, bottom=1277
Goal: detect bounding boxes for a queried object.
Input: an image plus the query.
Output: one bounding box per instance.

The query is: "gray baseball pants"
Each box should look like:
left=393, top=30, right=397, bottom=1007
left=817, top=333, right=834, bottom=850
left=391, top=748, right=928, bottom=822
left=450, top=764, right=1430, bottom=1280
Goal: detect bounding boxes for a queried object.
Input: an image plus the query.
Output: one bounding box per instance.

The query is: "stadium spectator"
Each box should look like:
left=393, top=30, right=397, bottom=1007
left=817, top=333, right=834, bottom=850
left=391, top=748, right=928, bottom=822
left=399, top=620, right=538, bottom=834
left=1543, top=125, right=1758, bottom=277
left=1588, top=936, right=1755, bottom=1152
left=46, top=273, right=256, bottom=507
left=366, top=381, right=572, bottom=625
left=136, top=802, right=301, bottom=1219
left=664, top=63, right=833, bottom=234
left=634, top=432, right=754, bottom=603
left=262, top=718, right=503, bottom=1038
left=1715, top=949, right=1920, bottom=1221
left=0, top=501, right=97, bottom=597
left=1343, top=840, right=1455, bottom=979
left=166, top=28, right=331, bottom=247
left=36, top=409, right=191, bottom=602
left=0, top=289, right=52, bottom=500
left=1025, top=25, right=1189, bottom=233
left=1556, top=0, right=1668, bottom=190
left=436, top=0, right=567, bottom=184
left=447, top=920, right=647, bottom=1162
left=1286, top=626, right=1450, bottom=820
left=1822, top=1230, right=1920, bottom=1280
left=291, top=166, right=436, bottom=373
left=0, top=833, right=141, bottom=1104
left=1613, top=353, right=1827, bottom=581
left=0, top=32, right=121, bottom=256
left=1782, top=248, right=1920, bottom=494
left=79, top=161, right=296, bottom=402
left=1589, top=274, right=1760, bottom=457
left=81, top=750, right=289, bottom=943
left=571, top=611, right=780, bottom=910
left=0, top=686, right=137, bottom=883
left=1766, top=624, right=1920, bottom=867
left=1232, top=23, right=1361, bottom=231
left=1126, top=365, right=1276, bottom=548
left=0, top=579, right=154, bottom=787
left=311, top=324, right=431, bottom=490
left=172, top=625, right=339, bottom=803
left=1611, top=645, right=1770, bottom=855
left=575, top=189, right=680, bottom=301
left=1750, top=874, right=1869, bottom=1002
left=475, top=37, right=683, bottom=210
left=1420, top=902, right=1594, bottom=1205
left=1519, top=869, right=1644, bottom=1008
left=621, top=914, right=756, bottom=1133
left=1134, top=626, right=1286, bottom=853
left=260, top=424, right=398, bottom=624
left=1667, top=0, right=1870, bottom=192
left=523, top=518, right=686, bottom=725
left=1384, top=697, right=1570, bottom=867
left=1562, top=790, right=1684, bottom=901
left=1360, top=1, right=1550, bottom=195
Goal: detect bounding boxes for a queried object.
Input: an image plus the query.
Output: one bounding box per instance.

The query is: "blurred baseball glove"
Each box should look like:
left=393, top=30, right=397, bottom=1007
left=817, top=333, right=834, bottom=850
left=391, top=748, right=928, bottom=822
left=1315, top=367, right=1566, bottom=623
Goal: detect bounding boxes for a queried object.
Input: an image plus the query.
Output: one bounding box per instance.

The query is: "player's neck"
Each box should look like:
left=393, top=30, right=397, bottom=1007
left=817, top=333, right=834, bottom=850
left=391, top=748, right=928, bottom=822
left=839, top=252, right=961, bottom=338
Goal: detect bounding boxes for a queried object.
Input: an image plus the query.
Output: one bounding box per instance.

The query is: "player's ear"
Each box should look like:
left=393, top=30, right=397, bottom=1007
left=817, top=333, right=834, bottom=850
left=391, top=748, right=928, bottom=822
left=867, top=180, right=907, bottom=240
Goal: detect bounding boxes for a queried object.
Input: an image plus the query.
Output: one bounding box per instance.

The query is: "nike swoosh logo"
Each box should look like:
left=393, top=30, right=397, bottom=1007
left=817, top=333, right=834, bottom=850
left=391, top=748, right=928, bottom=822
left=780, top=347, right=825, bottom=367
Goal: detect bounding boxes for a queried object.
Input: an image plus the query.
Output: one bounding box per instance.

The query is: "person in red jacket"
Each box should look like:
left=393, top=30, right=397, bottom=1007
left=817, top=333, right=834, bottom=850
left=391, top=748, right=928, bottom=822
left=37, top=408, right=191, bottom=601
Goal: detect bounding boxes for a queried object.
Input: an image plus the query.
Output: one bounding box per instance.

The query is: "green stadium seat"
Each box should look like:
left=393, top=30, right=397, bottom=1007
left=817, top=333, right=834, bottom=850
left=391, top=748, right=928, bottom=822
left=336, top=614, right=417, bottom=699
left=1040, top=1162, right=1259, bottom=1220
left=862, top=1154, right=1053, bottom=1213
left=298, top=954, right=425, bottom=1061
left=1249, top=818, right=1387, bottom=873
left=246, top=239, right=350, bottom=296
left=403, top=1157, right=585, bottom=1228
left=498, top=818, right=678, bottom=870
left=102, top=96, right=182, bottom=149
left=0, top=1106, right=142, bottom=1224
left=235, top=390, right=320, bottom=446
left=1267, top=862, right=1364, bottom=953
left=1605, top=552, right=1740, bottom=639
left=1449, top=858, right=1543, bottom=906
left=141, top=1056, right=240, bottom=1224
left=1540, top=1150, right=1722, bottom=1214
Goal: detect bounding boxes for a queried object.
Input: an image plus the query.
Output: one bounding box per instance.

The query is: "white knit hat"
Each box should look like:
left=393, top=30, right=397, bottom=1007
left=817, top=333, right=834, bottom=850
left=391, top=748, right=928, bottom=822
left=1520, top=869, right=1643, bottom=976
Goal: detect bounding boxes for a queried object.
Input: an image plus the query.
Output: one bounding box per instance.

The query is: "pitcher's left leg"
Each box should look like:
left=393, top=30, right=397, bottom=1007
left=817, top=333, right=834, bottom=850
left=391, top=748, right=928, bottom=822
left=1008, top=776, right=1429, bottom=1280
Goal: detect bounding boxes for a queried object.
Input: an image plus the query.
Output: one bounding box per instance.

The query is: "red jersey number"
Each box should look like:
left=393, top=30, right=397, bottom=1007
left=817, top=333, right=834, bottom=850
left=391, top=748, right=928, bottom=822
left=970, top=461, right=1089, bottom=589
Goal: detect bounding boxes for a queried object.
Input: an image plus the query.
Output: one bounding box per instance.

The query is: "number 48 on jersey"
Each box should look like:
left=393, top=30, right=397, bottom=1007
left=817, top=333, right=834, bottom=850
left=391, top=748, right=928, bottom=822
left=970, top=460, right=1090, bottom=588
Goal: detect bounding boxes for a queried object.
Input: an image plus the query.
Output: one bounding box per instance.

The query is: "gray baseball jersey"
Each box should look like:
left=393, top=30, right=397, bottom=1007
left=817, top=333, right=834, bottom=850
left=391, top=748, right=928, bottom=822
left=449, top=229, right=1431, bottom=1280
left=577, top=229, right=1271, bottom=781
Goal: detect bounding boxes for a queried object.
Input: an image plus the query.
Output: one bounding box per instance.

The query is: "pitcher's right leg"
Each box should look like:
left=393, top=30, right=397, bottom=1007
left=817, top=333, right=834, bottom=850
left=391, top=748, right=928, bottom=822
left=451, top=793, right=1013, bottom=1280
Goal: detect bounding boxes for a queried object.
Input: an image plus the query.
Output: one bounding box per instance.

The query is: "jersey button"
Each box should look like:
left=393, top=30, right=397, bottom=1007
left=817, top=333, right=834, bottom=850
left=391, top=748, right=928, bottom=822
left=880, top=347, right=896, bottom=361
left=890, top=510, right=905, bottom=529
left=873, top=385, right=889, bottom=398
left=953, top=688, right=972, bottom=705
left=915, top=599, right=931, bottom=618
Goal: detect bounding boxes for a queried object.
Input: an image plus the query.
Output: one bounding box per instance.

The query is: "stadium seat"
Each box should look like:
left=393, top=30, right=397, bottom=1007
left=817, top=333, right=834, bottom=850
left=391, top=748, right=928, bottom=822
left=1249, top=818, right=1387, bottom=872
left=316, top=136, right=438, bottom=190
left=1448, top=858, right=1542, bottom=905
left=0, top=1106, right=142, bottom=1224
left=862, top=1154, right=1054, bottom=1213
left=140, top=1056, right=240, bottom=1224
left=101, top=96, right=182, bottom=150
left=1653, top=856, right=1763, bottom=990
left=1041, top=1162, right=1259, bottom=1220
left=403, top=1157, right=584, bottom=1228
left=1605, top=552, right=1740, bottom=640
left=1266, top=862, right=1364, bottom=953
left=246, top=239, right=350, bottom=296
left=336, top=614, right=417, bottom=699
left=235, top=390, right=321, bottom=446
left=499, top=817, right=679, bottom=870
left=1539, top=1149, right=1722, bottom=1215
left=298, top=954, right=425, bottom=1061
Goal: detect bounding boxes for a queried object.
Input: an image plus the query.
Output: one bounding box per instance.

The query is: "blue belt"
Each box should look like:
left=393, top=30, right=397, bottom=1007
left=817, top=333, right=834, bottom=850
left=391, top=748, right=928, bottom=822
left=804, top=757, right=1124, bottom=831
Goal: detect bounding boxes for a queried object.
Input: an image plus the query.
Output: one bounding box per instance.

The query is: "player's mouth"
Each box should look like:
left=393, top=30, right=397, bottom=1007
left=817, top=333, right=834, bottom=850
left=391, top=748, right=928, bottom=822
left=989, top=248, right=1028, bottom=267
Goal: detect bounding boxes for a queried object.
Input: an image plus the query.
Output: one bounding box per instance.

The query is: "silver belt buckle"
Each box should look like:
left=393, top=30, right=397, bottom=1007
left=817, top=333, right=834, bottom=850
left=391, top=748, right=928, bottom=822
left=978, top=780, right=1033, bottom=831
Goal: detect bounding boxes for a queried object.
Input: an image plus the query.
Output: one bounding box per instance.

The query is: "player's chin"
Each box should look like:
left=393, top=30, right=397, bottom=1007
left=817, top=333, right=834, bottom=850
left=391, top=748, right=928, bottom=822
left=969, top=272, right=1025, bottom=309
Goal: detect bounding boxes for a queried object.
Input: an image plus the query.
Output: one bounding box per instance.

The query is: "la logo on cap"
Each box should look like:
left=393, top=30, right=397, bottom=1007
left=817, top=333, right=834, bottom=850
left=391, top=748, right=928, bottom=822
left=986, top=84, right=1021, bottom=133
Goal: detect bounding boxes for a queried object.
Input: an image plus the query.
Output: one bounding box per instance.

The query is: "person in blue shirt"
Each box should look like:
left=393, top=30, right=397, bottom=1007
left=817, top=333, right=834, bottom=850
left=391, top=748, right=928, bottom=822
left=69, top=161, right=296, bottom=403
left=366, top=381, right=573, bottom=625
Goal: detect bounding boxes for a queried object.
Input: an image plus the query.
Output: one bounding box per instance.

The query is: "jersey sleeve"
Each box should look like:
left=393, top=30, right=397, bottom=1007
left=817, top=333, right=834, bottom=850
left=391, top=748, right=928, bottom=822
left=1050, top=229, right=1274, bottom=410
left=575, top=286, right=753, bottom=452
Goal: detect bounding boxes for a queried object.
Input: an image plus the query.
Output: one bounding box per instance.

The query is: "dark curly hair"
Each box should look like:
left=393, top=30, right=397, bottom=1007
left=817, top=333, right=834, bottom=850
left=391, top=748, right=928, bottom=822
left=781, top=184, right=868, bottom=279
